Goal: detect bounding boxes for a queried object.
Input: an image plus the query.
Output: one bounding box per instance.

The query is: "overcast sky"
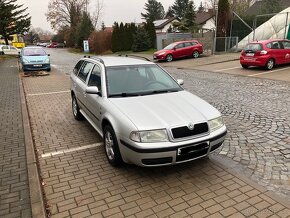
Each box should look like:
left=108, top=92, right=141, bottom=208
left=17, top=0, right=203, bottom=33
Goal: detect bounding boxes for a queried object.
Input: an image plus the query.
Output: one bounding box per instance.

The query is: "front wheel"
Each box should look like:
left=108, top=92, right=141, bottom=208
left=265, top=58, right=274, bottom=70
left=72, top=95, right=83, bottom=120
left=166, top=54, right=173, bottom=62
left=192, top=50, right=199, bottom=58
left=103, top=125, right=123, bottom=167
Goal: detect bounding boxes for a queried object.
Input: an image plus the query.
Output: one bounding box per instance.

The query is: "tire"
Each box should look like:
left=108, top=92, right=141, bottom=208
left=166, top=54, right=173, bottom=62
left=47, top=68, right=51, bottom=72
left=72, top=95, right=83, bottom=120
left=192, top=50, right=199, bottom=59
left=103, top=125, right=123, bottom=167
left=0, top=51, right=4, bottom=55
left=241, top=64, right=249, bottom=69
left=265, top=58, right=274, bottom=70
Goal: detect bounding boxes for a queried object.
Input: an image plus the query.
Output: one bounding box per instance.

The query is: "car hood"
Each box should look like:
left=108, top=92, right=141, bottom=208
left=109, top=90, right=221, bottom=130
left=154, top=49, right=170, bottom=55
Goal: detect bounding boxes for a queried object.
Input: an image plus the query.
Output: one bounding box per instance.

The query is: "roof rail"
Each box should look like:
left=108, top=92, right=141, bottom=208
left=84, top=56, right=104, bottom=64
left=118, top=54, right=151, bottom=62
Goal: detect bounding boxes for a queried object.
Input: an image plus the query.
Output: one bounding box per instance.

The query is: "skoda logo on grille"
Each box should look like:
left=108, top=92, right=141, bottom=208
left=188, top=123, right=194, bottom=130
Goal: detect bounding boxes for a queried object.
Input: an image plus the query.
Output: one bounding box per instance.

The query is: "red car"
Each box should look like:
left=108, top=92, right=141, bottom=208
left=153, top=40, right=203, bottom=62
left=240, top=39, right=290, bottom=70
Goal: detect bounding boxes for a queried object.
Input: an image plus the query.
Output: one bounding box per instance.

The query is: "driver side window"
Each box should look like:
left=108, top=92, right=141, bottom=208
left=88, top=65, right=102, bottom=92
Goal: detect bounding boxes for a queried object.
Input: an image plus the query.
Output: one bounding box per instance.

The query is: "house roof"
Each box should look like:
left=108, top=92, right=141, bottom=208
left=153, top=17, right=178, bottom=29
left=195, top=11, right=215, bottom=25
left=245, top=0, right=290, bottom=16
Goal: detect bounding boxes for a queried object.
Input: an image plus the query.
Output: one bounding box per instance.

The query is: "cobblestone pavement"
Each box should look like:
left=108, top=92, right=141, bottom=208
left=20, top=50, right=290, bottom=217
left=0, top=59, right=32, bottom=217
left=166, top=67, right=290, bottom=198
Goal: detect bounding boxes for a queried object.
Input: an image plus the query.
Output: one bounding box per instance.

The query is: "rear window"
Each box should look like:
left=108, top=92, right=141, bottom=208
left=244, top=43, right=262, bottom=51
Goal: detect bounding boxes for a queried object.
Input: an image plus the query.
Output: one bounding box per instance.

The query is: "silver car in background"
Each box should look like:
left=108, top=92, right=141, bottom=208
left=70, top=56, right=227, bottom=167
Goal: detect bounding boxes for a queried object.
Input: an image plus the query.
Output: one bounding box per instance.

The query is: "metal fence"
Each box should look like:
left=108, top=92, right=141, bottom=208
left=215, top=37, right=239, bottom=52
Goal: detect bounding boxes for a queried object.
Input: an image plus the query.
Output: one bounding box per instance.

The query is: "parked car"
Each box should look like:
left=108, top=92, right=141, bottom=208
left=153, top=40, right=203, bottom=62
left=70, top=56, right=227, bottom=167
left=0, top=45, right=20, bottom=55
left=19, top=47, right=51, bottom=72
left=54, top=43, right=65, bottom=48
left=46, top=42, right=58, bottom=48
left=240, top=39, right=290, bottom=70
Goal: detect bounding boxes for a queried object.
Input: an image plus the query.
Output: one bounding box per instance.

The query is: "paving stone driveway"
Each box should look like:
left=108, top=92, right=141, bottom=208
left=165, top=68, right=290, bottom=197
left=21, top=53, right=290, bottom=217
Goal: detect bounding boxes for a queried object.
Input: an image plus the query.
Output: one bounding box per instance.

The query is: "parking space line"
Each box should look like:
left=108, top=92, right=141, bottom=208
left=214, top=66, right=241, bottom=72
left=27, top=90, right=70, bottom=96
left=41, top=143, right=103, bottom=158
left=248, top=66, right=290, bottom=77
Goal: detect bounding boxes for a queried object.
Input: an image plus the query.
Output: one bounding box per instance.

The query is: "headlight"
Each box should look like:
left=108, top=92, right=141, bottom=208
left=44, top=58, right=50, bottom=63
left=130, top=129, right=168, bottom=143
left=208, top=117, right=224, bottom=132
left=159, top=52, right=166, bottom=55
left=22, top=59, right=29, bottom=63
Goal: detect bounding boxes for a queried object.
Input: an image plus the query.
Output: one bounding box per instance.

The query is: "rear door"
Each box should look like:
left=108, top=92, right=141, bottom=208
left=270, top=41, right=284, bottom=64
left=281, top=40, right=290, bottom=64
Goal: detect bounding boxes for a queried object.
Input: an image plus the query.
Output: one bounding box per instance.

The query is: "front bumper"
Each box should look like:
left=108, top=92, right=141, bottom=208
left=22, top=63, right=51, bottom=71
left=153, top=54, right=166, bottom=61
left=119, top=126, right=227, bottom=167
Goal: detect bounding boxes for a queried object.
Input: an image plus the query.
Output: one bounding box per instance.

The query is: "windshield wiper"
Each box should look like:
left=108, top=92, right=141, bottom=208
left=108, top=93, right=140, bottom=97
left=145, top=89, right=180, bottom=95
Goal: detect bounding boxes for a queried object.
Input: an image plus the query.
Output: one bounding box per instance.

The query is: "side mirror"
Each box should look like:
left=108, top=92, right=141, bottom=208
left=173, top=47, right=176, bottom=50
left=47, top=54, right=50, bottom=56
left=177, top=79, right=184, bottom=86
left=85, top=86, right=100, bottom=94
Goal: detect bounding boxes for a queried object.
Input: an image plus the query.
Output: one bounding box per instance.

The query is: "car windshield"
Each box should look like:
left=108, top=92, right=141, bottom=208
left=163, top=43, right=178, bottom=50
left=106, top=64, right=183, bottom=97
left=23, top=48, right=46, bottom=56
left=244, top=43, right=262, bottom=51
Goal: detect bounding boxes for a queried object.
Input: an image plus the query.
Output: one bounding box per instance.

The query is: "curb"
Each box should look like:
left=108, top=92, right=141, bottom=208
left=19, top=75, right=47, bottom=218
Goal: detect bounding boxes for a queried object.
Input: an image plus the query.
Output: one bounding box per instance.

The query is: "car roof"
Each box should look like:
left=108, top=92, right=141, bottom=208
left=23, top=46, right=43, bottom=49
left=83, top=56, right=154, bottom=67
left=248, top=39, right=290, bottom=44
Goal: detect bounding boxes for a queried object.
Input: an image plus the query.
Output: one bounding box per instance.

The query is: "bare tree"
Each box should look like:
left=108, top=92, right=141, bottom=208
left=46, top=0, right=89, bottom=30
left=91, top=0, right=104, bottom=29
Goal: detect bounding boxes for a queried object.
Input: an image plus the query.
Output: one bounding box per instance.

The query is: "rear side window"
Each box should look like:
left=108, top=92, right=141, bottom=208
left=282, top=41, right=290, bottom=49
left=78, top=61, right=94, bottom=82
left=245, top=43, right=262, bottom=51
left=73, top=60, right=84, bottom=75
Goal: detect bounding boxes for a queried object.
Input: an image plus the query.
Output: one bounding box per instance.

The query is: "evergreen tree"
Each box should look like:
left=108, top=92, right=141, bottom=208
left=0, top=0, right=31, bottom=45
left=172, top=0, right=189, bottom=20
left=101, top=21, right=106, bottom=31
left=75, top=11, right=95, bottom=48
left=165, top=6, right=174, bottom=18
left=198, top=2, right=205, bottom=13
left=261, top=0, right=282, bottom=14
left=183, top=1, right=196, bottom=31
left=144, top=21, right=156, bottom=49
left=132, top=27, right=151, bottom=52
left=111, top=22, right=119, bottom=52
left=141, top=0, right=165, bottom=22
left=119, top=22, right=125, bottom=51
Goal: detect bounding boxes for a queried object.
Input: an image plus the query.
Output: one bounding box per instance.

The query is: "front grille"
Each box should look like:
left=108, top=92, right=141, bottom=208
left=171, top=122, right=209, bottom=139
left=142, top=157, right=173, bottom=165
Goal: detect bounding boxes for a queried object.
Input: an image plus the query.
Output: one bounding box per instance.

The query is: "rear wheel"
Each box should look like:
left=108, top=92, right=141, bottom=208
left=241, top=64, right=249, bottom=69
left=265, top=58, right=274, bottom=70
left=103, top=125, right=123, bottom=167
left=192, top=50, right=199, bottom=58
left=166, top=54, right=173, bottom=62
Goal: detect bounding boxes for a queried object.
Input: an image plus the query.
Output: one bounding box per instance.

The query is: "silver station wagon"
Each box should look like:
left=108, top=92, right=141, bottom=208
left=70, top=56, right=227, bottom=167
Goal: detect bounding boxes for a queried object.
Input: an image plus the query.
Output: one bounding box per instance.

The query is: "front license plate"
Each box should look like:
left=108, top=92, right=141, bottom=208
left=177, top=142, right=209, bottom=156
left=33, top=64, right=42, bottom=67
left=244, top=58, right=256, bottom=61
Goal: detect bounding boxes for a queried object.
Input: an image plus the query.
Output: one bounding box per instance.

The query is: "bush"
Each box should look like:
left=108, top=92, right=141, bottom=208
left=89, top=30, right=112, bottom=54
